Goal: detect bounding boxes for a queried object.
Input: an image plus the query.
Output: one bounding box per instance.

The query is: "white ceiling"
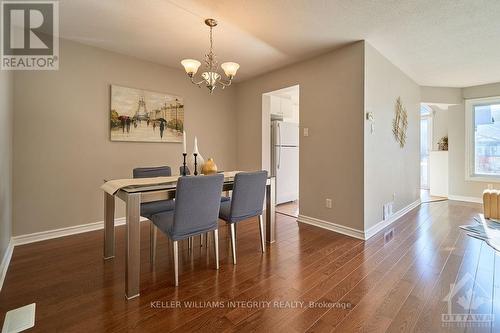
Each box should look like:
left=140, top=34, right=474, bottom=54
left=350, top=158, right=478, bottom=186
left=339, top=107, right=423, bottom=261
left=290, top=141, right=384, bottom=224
left=59, top=0, right=500, bottom=87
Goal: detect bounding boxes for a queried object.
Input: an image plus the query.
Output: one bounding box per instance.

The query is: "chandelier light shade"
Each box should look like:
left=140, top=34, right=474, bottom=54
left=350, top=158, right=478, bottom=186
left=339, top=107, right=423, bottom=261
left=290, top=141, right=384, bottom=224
left=180, top=59, right=201, bottom=76
left=181, top=19, right=240, bottom=94
left=220, top=62, right=240, bottom=78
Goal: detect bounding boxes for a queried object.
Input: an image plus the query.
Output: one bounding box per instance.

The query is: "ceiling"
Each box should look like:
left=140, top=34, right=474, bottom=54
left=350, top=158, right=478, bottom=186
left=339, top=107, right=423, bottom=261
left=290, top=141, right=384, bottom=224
left=59, top=0, right=500, bottom=87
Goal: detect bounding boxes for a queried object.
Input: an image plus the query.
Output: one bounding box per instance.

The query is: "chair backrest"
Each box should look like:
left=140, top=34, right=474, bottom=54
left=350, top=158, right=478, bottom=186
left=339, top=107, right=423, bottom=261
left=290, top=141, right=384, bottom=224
left=179, top=165, right=191, bottom=176
left=230, top=171, right=268, bottom=221
left=172, top=174, right=224, bottom=237
left=133, top=166, right=171, bottom=178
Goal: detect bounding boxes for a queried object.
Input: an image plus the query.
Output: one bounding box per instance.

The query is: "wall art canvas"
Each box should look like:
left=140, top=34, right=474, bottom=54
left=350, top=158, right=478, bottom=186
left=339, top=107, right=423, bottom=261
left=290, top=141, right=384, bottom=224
left=110, top=85, right=184, bottom=142
left=392, top=97, right=408, bottom=148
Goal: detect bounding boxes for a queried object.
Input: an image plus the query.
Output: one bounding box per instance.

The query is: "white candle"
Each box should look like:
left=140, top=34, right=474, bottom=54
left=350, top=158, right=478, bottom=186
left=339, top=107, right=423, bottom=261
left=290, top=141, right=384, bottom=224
left=182, top=131, right=187, bottom=154
left=193, top=136, right=199, bottom=154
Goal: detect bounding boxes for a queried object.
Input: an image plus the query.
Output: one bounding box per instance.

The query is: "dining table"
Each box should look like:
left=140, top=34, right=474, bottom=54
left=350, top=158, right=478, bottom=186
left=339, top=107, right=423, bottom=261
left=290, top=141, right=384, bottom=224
left=101, top=171, right=276, bottom=300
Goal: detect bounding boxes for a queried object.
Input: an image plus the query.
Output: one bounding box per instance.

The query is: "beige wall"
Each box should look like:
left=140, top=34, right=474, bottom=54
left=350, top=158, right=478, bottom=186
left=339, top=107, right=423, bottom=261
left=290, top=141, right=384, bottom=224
left=463, top=82, right=500, bottom=100
left=0, top=70, right=13, bottom=258
left=421, top=86, right=462, bottom=105
left=449, top=83, right=500, bottom=199
left=13, top=39, right=237, bottom=236
left=422, top=83, right=500, bottom=199
left=235, top=42, right=365, bottom=230
left=364, top=43, right=421, bottom=230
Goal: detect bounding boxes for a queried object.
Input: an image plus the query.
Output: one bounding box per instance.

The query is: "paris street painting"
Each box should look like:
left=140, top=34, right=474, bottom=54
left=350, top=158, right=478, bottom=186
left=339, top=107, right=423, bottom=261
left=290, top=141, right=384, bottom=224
left=110, top=85, right=184, bottom=142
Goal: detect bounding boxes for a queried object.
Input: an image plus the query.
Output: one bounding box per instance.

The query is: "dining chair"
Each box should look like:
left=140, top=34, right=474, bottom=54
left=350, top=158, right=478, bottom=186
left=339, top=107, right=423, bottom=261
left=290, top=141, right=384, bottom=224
left=150, top=174, right=224, bottom=286
left=179, top=165, right=228, bottom=248
left=218, top=171, right=268, bottom=264
left=133, top=166, right=174, bottom=264
left=180, top=166, right=209, bottom=248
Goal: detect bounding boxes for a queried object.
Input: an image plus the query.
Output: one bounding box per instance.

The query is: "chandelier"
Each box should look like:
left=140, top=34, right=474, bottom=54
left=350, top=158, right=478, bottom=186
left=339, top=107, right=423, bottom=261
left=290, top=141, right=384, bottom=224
left=181, top=19, right=240, bottom=94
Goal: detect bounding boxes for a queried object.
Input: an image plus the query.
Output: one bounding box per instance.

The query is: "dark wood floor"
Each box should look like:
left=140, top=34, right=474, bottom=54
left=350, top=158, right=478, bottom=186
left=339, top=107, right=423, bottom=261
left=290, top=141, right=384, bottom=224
left=0, top=200, right=496, bottom=332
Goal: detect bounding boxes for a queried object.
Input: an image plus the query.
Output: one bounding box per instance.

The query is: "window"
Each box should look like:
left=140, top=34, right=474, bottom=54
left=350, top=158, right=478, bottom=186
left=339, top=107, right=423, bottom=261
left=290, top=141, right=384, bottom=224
left=466, top=97, right=500, bottom=180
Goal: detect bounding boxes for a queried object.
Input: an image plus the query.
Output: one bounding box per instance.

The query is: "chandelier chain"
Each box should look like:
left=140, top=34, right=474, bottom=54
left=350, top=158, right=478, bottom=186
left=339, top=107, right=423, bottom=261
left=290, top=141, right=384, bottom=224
left=181, top=18, right=238, bottom=94
left=205, top=25, right=218, bottom=71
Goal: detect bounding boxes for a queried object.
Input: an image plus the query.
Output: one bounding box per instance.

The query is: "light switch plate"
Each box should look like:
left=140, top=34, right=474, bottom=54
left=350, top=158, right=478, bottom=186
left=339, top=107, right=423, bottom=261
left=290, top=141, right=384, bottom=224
left=325, top=198, right=332, bottom=208
left=303, top=128, right=309, bottom=137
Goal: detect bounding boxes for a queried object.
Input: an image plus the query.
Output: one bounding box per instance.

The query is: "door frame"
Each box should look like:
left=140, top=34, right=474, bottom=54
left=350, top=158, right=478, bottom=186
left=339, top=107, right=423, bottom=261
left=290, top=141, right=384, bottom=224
left=421, top=105, right=433, bottom=190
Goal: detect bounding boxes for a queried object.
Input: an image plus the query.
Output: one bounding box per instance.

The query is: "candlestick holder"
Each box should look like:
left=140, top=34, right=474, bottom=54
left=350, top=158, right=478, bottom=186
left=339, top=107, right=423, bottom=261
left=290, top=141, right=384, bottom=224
left=182, top=153, right=187, bottom=176
left=193, top=153, right=198, bottom=176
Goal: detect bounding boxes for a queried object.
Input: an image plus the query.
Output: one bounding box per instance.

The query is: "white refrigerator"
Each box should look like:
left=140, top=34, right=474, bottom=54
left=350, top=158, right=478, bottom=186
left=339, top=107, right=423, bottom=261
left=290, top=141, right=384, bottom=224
left=271, top=121, right=299, bottom=204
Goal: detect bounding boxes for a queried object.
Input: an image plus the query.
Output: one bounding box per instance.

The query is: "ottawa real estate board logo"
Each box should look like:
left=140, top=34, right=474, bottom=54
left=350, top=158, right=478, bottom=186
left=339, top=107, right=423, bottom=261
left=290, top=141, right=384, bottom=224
left=1, top=0, right=59, bottom=70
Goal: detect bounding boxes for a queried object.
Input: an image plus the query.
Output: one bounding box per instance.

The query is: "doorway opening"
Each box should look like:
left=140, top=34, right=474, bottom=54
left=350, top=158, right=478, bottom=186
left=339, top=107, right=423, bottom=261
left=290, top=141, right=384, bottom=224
left=262, top=85, right=299, bottom=218
left=420, top=104, right=432, bottom=191
left=421, top=103, right=450, bottom=203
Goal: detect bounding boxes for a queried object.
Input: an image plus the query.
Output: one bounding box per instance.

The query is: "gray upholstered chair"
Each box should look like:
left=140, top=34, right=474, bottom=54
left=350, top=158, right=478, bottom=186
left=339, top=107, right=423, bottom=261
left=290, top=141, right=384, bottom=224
left=179, top=165, right=191, bottom=176
left=219, top=171, right=268, bottom=264
left=151, top=174, right=224, bottom=286
left=134, top=166, right=172, bottom=179
left=133, top=166, right=174, bottom=263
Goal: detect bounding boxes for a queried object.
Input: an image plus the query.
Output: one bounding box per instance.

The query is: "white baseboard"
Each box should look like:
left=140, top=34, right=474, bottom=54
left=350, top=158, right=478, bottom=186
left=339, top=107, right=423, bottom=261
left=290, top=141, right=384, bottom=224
left=297, top=215, right=365, bottom=240
left=12, top=216, right=149, bottom=246
left=1, top=217, right=148, bottom=292
left=0, top=238, right=14, bottom=292
left=298, top=199, right=421, bottom=241
left=364, top=199, right=421, bottom=240
left=448, top=195, right=483, bottom=204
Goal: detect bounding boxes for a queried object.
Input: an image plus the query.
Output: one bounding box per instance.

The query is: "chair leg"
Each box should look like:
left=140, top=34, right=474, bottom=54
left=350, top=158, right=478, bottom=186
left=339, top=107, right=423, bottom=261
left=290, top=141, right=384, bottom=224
left=230, top=223, right=237, bottom=265
left=150, top=223, right=157, bottom=264
left=188, top=237, right=193, bottom=250
left=173, top=240, right=179, bottom=286
left=214, top=229, right=219, bottom=270
left=258, top=215, right=266, bottom=253
left=200, top=233, right=204, bottom=247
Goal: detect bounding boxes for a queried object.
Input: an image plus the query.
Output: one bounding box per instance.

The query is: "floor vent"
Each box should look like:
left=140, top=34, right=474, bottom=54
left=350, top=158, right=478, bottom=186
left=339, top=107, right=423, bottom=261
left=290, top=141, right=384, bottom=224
left=1, top=303, right=35, bottom=333
left=384, top=229, right=394, bottom=243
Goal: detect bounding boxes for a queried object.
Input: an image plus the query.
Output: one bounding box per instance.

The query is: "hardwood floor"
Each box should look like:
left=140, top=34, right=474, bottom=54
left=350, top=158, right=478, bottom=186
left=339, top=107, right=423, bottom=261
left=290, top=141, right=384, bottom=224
left=0, top=200, right=495, bottom=332
left=420, top=189, right=447, bottom=203
left=276, top=201, right=299, bottom=218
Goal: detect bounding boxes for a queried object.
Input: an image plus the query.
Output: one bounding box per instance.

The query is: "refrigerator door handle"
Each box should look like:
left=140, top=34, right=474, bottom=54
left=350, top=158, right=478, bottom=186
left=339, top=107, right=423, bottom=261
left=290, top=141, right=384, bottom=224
left=277, top=123, right=281, bottom=169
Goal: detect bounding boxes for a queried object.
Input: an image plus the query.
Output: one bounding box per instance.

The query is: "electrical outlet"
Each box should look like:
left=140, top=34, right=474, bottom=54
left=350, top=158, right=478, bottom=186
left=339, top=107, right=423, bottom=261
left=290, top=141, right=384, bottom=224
left=488, top=184, right=494, bottom=190
left=383, top=202, right=394, bottom=220
left=325, top=198, right=332, bottom=209
left=303, top=128, right=309, bottom=137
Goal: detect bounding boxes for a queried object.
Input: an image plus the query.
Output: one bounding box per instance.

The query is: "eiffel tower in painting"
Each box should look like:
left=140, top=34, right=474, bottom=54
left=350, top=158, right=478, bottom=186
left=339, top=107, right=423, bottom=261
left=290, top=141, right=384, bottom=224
left=134, top=97, right=149, bottom=121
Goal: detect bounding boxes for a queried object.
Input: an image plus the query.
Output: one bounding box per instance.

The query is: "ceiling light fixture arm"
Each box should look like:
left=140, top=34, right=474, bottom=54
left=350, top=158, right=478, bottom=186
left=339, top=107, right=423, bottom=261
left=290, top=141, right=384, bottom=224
left=181, top=18, right=240, bottom=94
left=188, top=74, right=205, bottom=87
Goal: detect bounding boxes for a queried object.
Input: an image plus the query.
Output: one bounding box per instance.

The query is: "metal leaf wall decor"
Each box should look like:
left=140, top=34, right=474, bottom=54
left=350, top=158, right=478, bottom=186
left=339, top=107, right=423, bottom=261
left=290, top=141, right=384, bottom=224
left=392, top=97, right=408, bottom=148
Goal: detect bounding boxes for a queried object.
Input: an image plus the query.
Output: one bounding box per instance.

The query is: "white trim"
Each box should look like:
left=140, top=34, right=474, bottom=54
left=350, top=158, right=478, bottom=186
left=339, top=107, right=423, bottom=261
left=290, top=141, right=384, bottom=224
left=298, top=199, right=421, bottom=241
left=1, top=217, right=149, bottom=292
left=364, top=199, right=421, bottom=240
left=448, top=195, right=483, bottom=204
left=12, top=217, right=149, bottom=246
left=0, top=238, right=14, bottom=292
left=420, top=110, right=433, bottom=189
left=297, top=215, right=365, bottom=240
